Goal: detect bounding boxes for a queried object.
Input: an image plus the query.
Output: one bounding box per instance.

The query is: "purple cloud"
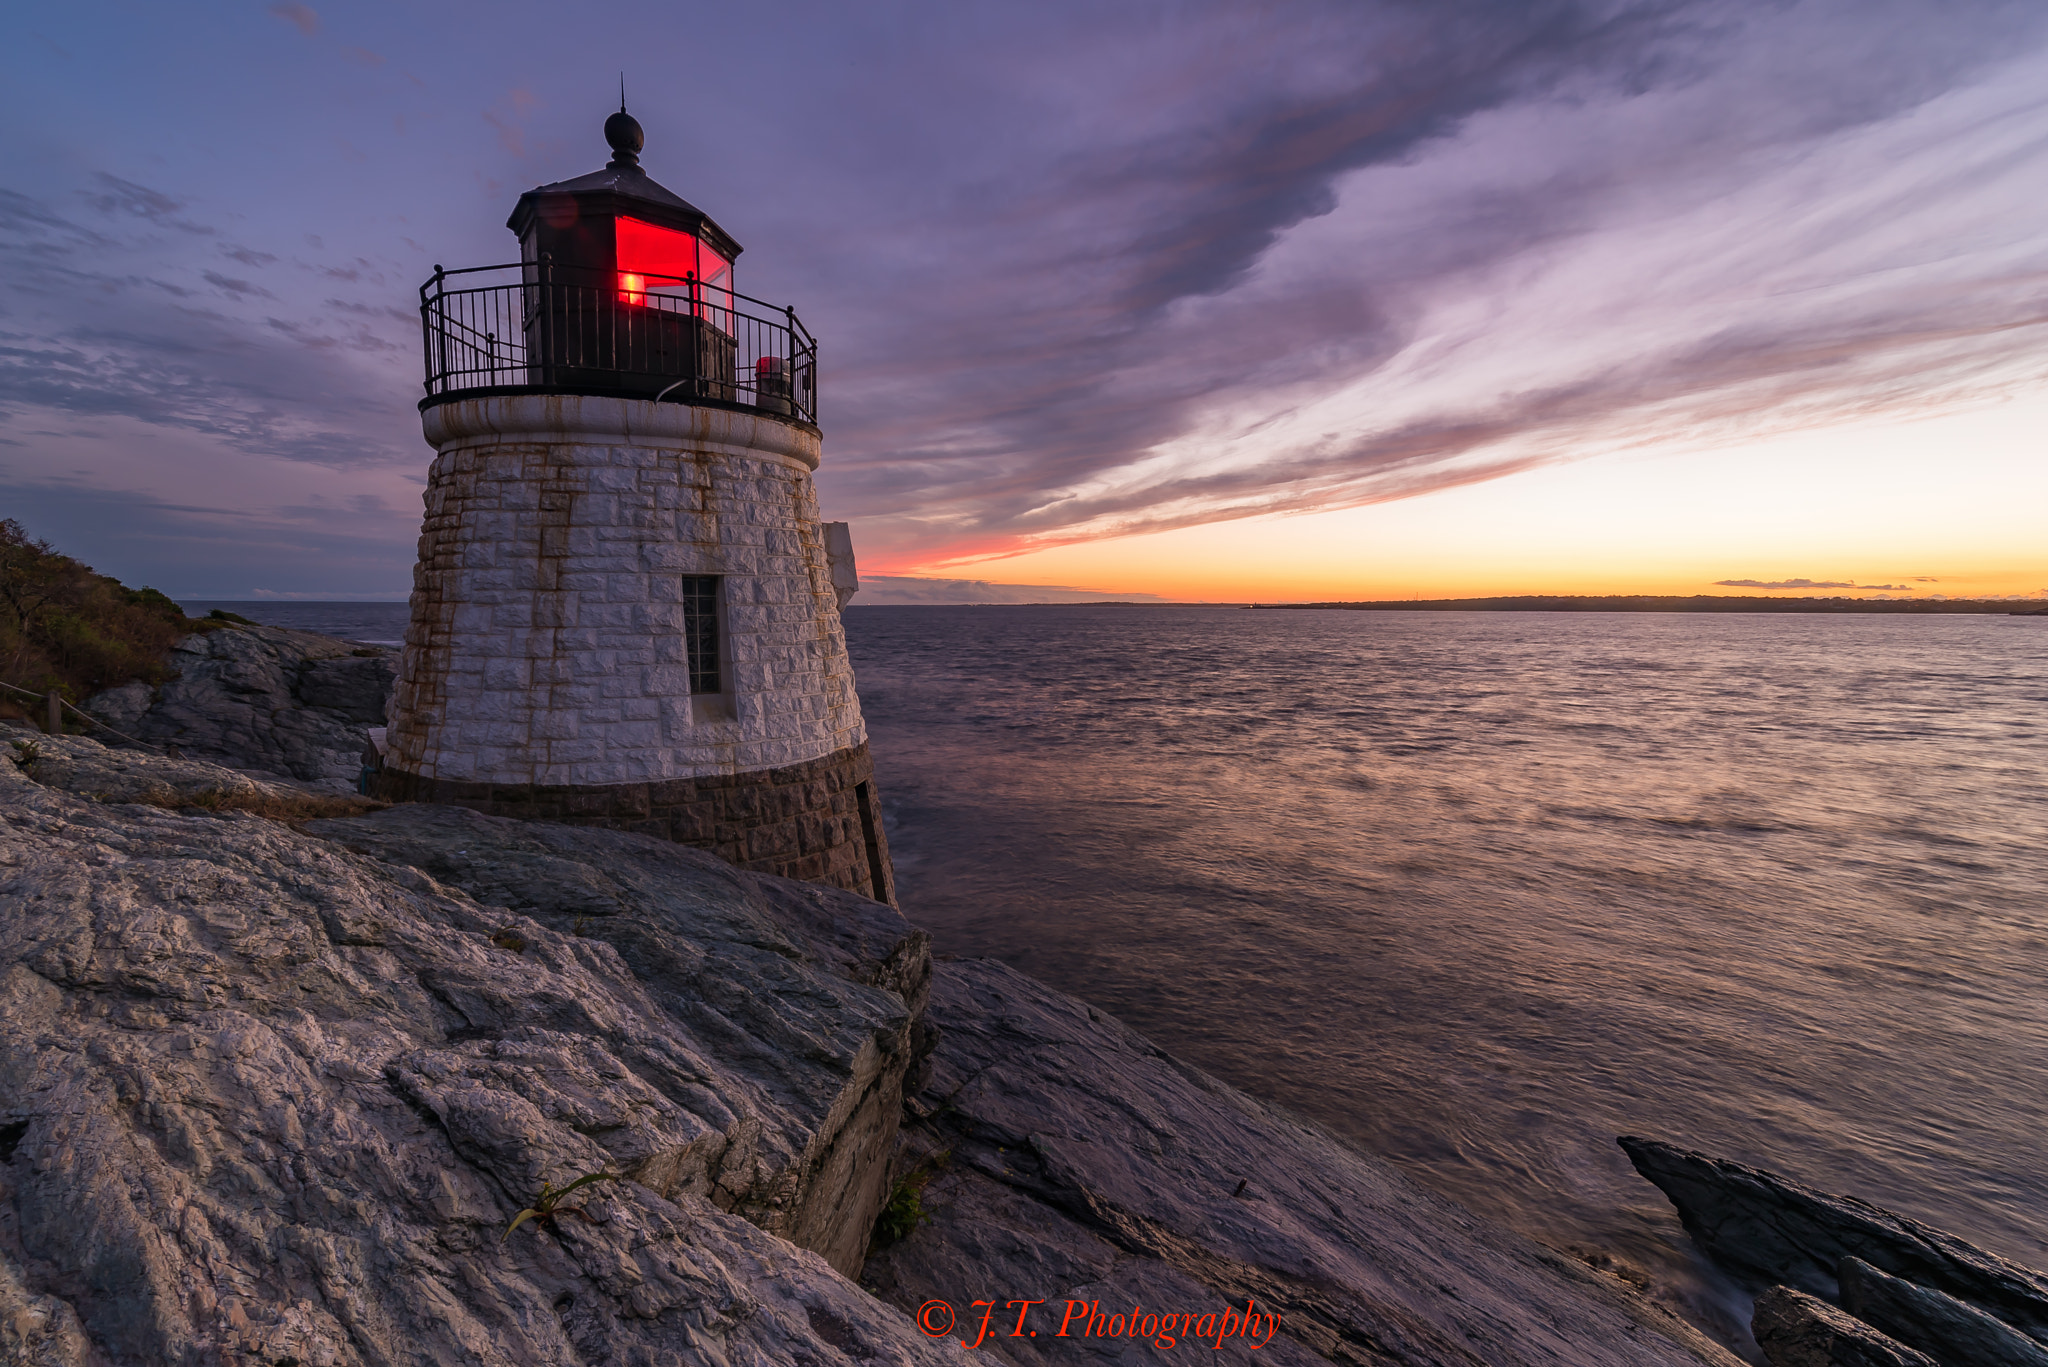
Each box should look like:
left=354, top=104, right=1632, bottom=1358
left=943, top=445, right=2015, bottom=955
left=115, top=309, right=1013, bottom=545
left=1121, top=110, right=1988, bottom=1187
left=267, top=3, right=318, bottom=37
left=3, top=0, right=2047, bottom=591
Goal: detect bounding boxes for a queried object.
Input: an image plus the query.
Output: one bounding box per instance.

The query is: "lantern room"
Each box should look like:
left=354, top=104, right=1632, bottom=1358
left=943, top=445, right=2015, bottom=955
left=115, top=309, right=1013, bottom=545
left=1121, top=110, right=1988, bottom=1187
left=507, top=109, right=742, bottom=309
left=418, top=109, right=816, bottom=422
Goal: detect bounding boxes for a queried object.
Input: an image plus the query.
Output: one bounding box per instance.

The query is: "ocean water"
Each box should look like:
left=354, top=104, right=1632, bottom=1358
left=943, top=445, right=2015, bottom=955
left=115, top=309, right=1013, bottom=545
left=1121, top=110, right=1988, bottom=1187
left=181, top=601, right=412, bottom=646
left=211, top=599, right=2048, bottom=1352
left=844, top=605, right=2048, bottom=1352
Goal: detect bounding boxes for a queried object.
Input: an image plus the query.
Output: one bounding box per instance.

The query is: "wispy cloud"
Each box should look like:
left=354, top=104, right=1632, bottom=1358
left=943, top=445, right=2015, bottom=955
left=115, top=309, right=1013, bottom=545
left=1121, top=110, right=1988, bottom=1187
left=855, top=576, right=1170, bottom=606
left=1715, top=579, right=1861, bottom=590
left=5, top=0, right=2047, bottom=594
left=483, top=87, right=542, bottom=159
left=78, top=174, right=215, bottom=236
left=267, top=2, right=318, bottom=37
left=0, top=183, right=417, bottom=470
left=788, top=0, right=2048, bottom=570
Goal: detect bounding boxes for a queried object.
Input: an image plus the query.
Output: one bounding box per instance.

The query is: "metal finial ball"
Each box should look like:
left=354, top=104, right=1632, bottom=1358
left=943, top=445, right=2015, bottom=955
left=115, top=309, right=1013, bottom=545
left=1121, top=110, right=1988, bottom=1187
left=604, top=110, right=644, bottom=166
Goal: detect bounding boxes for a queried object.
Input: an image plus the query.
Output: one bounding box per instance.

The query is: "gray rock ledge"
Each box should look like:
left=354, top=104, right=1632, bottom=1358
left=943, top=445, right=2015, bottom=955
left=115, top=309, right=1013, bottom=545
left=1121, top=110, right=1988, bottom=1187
left=1620, top=1136, right=2048, bottom=1344
left=1751, top=1286, right=1937, bottom=1367
left=1839, top=1257, right=2048, bottom=1367
left=865, top=958, right=1741, bottom=1366
left=84, top=623, right=394, bottom=791
left=1, top=741, right=940, bottom=1366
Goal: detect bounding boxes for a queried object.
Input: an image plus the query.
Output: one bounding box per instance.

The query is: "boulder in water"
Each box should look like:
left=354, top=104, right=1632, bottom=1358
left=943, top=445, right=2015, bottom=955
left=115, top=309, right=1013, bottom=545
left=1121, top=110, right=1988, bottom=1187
left=1751, top=1285, right=1937, bottom=1367
left=1838, top=1257, right=2048, bottom=1367
left=1619, top=1135, right=2048, bottom=1344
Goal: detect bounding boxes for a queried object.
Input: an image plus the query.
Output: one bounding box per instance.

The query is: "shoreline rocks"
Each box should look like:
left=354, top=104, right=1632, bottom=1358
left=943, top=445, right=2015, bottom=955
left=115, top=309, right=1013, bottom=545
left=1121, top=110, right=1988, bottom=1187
left=1622, top=1137, right=2048, bottom=1367
left=0, top=731, right=1755, bottom=1365
left=863, top=958, right=1742, bottom=1366
left=1839, top=1257, right=2048, bottom=1367
left=5, top=727, right=333, bottom=810
left=84, top=623, right=394, bottom=792
left=2, top=736, right=936, bottom=1364
left=1751, top=1287, right=1937, bottom=1367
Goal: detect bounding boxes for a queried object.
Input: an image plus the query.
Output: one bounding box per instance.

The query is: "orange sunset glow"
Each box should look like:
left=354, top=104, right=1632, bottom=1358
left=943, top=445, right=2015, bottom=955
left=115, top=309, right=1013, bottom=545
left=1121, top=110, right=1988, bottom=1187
left=872, top=392, right=2048, bottom=603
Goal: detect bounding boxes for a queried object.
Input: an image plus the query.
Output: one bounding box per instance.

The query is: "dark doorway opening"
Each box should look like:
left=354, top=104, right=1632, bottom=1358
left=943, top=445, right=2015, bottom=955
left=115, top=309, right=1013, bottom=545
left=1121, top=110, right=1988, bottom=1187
left=854, top=780, right=892, bottom=904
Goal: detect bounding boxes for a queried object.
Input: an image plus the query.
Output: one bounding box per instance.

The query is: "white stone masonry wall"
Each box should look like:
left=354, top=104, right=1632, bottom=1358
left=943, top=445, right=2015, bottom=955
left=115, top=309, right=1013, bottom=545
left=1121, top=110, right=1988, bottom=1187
left=386, top=396, right=866, bottom=787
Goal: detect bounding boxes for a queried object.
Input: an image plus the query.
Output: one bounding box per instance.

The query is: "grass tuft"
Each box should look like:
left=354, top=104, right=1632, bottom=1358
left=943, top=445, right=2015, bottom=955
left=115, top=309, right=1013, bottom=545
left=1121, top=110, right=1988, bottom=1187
left=170, top=789, right=389, bottom=822
left=503, top=1171, right=623, bottom=1240
left=870, top=1149, right=949, bottom=1252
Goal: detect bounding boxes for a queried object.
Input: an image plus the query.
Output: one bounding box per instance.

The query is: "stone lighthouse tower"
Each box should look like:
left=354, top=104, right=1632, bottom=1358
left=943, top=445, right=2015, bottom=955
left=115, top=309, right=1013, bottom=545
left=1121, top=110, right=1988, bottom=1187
left=379, top=108, right=892, bottom=903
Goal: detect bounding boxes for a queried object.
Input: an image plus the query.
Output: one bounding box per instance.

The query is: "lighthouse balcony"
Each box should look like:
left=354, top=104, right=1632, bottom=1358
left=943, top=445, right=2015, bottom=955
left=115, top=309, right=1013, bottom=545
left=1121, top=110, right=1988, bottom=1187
left=418, top=261, right=818, bottom=426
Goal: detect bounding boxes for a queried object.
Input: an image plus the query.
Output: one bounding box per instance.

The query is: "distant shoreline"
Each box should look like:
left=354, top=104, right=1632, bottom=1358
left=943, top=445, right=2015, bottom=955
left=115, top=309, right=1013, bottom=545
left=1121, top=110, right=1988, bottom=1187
left=1248, top=595, right=2048, bottom=615
left=175, top=596, right=2048, bottom=617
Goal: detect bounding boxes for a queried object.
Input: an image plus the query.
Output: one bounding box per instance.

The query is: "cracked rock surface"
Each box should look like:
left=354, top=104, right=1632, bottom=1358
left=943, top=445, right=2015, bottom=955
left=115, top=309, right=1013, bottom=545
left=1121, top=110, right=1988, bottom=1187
left=4, top=727, right=322, bottom=808
left=1621, top=1136, right=2048, bottom=1346
left=863, top=958, right=1741, bottom=1366
left=1750, top=1286, right=1937, bottom=1367
left=84, top=623, right=394, bottom=792
left=0, top=743, right=938, bottom=1366
left=1838, top=1257, right=2048, bottom=1367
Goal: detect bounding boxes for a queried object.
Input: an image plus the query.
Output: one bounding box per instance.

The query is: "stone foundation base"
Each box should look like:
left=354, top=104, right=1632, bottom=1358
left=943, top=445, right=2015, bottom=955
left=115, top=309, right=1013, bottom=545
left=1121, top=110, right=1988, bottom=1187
left=375, top=741, right=895, bottom=904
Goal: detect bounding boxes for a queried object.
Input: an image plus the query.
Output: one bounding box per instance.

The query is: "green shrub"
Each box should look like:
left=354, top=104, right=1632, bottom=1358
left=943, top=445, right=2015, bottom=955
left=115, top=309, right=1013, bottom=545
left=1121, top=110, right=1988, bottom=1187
left=870, top=1150, right=949, bottom=1251
left=503, top=1172, right=623, bottom=1240
left=0, top=519, right=200, bottom=720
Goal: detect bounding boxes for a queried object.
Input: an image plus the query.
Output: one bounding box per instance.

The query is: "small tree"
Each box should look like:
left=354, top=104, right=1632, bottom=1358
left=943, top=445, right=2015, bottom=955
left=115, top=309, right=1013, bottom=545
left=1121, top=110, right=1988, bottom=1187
left=0, top=520, right=69, bottom=635
left=0, top=520, right=195, bottom=716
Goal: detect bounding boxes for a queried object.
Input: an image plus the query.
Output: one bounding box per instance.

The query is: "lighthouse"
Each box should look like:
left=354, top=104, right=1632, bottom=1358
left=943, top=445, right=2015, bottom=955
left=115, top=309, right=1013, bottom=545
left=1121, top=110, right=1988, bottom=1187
left=379, top=108, right=892, bottom=904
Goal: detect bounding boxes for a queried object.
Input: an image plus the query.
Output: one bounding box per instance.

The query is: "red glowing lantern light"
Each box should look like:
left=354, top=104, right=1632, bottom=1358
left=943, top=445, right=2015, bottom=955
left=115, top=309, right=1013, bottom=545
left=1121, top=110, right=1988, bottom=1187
left=614, top=216, right=730, bottom=313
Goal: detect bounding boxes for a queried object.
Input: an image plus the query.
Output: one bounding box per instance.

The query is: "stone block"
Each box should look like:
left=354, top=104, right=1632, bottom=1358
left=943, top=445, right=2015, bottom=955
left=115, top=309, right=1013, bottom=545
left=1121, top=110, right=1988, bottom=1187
left=586, top=466, right=640, bottom=492
left=530, top=714, right=581, bottom=741
left=481, top=660, right=530, bottom=691
left=639, top=543, right=704, bottom=573
left=746, top=824, right=800, bottom=862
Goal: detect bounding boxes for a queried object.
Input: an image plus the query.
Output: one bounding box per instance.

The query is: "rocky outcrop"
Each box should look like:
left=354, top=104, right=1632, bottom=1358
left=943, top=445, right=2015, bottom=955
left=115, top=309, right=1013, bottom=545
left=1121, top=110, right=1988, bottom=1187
left=84, top=623, right=394, bottom=791
left=1, top=737, right=939, bottom=1365
left=300, top=801, right=928, bottom=1273
left=1619, top=1136, right=2048, bottom=1343
left=5, top=728, right=325, bottom=808
left=863, top=958, right=1742, bottom=1366
left=1750, top=1287, right=1937, bottom=1367
left=1839, top=1257, right=2048, bottom=1367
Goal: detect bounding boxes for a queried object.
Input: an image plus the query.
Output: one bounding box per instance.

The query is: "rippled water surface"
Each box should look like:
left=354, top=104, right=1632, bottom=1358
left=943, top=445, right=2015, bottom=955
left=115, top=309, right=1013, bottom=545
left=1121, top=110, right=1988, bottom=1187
left=843, top=605, right=2048, bottom=1348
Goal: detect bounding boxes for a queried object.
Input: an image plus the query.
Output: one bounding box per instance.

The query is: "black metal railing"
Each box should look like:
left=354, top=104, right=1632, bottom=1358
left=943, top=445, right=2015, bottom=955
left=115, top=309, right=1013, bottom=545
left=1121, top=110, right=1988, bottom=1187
left=419, top=261, right=818, bottom=424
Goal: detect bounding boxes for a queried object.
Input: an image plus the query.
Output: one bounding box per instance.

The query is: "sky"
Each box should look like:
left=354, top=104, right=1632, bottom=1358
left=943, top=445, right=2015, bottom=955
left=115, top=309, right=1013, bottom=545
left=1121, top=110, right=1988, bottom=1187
left=2, top=0, right=2045, bottom=603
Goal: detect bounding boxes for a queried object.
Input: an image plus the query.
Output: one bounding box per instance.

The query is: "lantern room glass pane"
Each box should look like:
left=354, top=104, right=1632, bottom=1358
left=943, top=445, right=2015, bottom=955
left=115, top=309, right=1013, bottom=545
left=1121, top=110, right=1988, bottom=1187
left=615, top=216, right=698, bottom=305
left=698, top=247, right=730, bottom=296
left=698, top=247, right=732, bottom=330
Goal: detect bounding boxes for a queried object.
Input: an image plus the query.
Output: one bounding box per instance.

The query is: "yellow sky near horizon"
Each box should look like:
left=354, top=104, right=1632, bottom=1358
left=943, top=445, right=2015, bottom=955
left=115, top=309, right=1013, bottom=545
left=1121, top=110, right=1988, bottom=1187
left=891, top=391, right=2048, bottom=603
